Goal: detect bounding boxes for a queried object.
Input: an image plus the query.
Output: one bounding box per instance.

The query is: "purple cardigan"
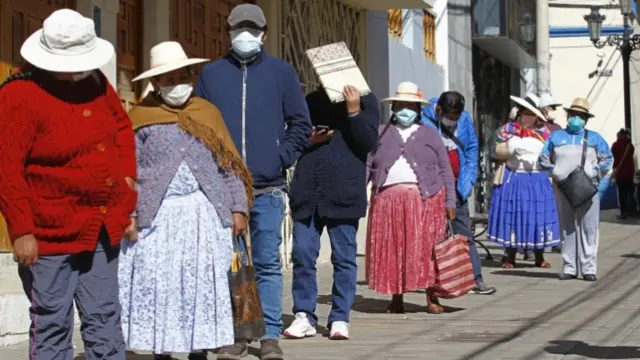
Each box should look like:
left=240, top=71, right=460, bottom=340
left=135, top=123, right=248, bottom=229
left=366, top=124, right=456, bottom=209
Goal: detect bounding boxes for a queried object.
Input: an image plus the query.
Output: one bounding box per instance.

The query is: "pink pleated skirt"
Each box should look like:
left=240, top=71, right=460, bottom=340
left=365, top=184, right=446, bottom=295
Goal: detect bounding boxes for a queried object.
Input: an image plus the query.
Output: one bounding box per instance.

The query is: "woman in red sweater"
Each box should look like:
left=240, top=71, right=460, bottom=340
left=0, top=10, right=136, bottom=360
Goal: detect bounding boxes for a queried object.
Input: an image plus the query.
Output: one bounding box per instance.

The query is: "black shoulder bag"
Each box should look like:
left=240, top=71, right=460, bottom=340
left=556, top=131, right=598, bottom=208
left=438, top=122, right=465, bottom=151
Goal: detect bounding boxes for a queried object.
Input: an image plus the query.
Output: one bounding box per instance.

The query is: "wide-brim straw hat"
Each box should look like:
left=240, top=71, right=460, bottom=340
left=510, top=93, right=546, bottom=121
left=20, top=9, right=114, bottom=73
left=563, top=97, right=595, bottom=118
left=133, top=41, right=209, bottom=82
left=382, top=81, right=430, bottom=105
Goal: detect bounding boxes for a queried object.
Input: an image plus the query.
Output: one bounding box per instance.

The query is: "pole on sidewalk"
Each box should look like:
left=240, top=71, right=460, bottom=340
left=536, top=0, right=550, bottom=94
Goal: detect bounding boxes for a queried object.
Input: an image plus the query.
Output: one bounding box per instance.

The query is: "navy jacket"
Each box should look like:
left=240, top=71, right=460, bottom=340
left=195, top=51, right=312, bottom=188
left=288, top=89, right=380, bottom=220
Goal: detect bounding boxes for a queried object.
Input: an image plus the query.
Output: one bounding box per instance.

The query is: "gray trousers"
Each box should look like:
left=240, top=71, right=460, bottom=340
left=555, top=188, right=600, bottom=276
left=18, top=228, right=125, bottom=360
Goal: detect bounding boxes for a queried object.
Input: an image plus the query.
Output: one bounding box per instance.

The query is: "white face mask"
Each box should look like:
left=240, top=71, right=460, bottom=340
left=231, top=29, right=264, bottom=58
left=441, top=117, right=457, bottom=127
left=159, top=83, right=193, bottom=107
left=71, top=71, right=92, bottom=81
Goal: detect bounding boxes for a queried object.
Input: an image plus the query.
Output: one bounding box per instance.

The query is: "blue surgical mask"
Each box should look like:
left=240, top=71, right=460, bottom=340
left=567, top=116, right=585, bottom=132
left=394, top=108, right=418, bottom=127
left=231, top=29, right=263, bottom=58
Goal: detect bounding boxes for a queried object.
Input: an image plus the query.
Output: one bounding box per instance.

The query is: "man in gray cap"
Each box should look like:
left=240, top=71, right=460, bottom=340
left=195, top=3, right=312, bottom=360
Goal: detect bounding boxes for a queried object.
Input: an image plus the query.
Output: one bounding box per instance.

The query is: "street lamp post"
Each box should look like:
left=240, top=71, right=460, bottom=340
left=584, top=2, right=640, bottom=131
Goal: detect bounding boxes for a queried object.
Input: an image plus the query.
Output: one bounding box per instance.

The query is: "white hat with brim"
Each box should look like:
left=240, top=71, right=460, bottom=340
left=133, top=41, right=208, bottom=82
left=538, top=92, right=562, bottom=109
left=20, top=9, right=115, bottom=73
left=382, top=81, right=430, bottom=105
left=510, top=94, right=546, bottom=121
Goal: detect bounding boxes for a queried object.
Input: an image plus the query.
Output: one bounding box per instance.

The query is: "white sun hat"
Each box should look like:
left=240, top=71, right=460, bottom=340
left=20, top=9, right=114, bottom=73
left=510, top=93, right=546, bottom=121
left=133, top=41, right=209, bottom=82
left=382, top=81, right=430, bottom=105
left=538, top=92, right=562, bottom=109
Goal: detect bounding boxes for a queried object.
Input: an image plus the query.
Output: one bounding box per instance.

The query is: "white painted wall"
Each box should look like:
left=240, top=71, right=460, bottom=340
left=435, top=0, right=450, bottom=90
left=549, top=4, right=625, bottom=145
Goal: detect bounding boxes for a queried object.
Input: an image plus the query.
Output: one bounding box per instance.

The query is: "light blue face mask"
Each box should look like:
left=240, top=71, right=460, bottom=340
left=394, top=108, right=418, bottom=127
left=567, top=116, right=585, bottom=132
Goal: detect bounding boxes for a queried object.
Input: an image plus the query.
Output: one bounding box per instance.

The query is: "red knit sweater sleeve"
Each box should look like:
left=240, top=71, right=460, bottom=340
left=0, top=87, right=36, bottom=240
left=105, top=81, right=137, bottom=180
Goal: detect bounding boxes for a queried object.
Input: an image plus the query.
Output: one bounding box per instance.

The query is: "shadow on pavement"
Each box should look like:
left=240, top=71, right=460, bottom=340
left=317, top=294, right=464, bottom=314
left=75, top=351, right=155, bottom=359
left=620, top=253, right=640, bottom=259
left=545, top=340, right=640, bottom=359
left=490, top=270, right=559, bottom=279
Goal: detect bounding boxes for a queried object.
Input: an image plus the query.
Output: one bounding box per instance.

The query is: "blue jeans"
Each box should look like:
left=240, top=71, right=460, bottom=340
left=291, top=214, right=359, bottom=327
left=244, top=191, right=285, bottom=341
left=452, top=196, right=484, bottom=284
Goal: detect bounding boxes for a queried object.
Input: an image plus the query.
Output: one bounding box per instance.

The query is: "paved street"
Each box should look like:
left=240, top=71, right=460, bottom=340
left=2, top=210, right=640, bottom=359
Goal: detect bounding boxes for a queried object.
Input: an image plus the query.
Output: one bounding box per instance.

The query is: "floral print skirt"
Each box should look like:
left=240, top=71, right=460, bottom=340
left=365, top=184, right=446, bottom=295
left=119, top=162, right=234, bottom=354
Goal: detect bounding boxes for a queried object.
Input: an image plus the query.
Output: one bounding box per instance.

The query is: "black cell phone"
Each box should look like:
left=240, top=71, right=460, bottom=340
left=315, top=125, right=330, bottom=132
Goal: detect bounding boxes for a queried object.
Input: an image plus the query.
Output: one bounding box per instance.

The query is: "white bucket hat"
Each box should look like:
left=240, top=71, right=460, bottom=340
left=20, top=9, right=114, bottom=73
left=510, top=93, right=546, bottom=121
left=133, top=42, right=209, bottom=82
left=382, top=82, right=430, bottom=105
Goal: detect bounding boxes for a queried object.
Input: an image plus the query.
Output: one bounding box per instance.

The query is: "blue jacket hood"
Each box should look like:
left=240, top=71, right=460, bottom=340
left=422, top=97, right=439, bottom=123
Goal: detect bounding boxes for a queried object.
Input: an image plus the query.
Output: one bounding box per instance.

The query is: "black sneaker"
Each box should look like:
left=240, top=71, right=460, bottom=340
left=260, top=339, right=284, bottom=360
left=217, top=341, right=248, bottom=360
left=583, top=274, right=597, bottom=282
left=470, top=282, right=497, bottom=295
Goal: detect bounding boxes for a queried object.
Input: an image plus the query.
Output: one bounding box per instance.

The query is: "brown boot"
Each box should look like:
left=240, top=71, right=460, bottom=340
left=217, top=341, right=248, bottom=360
left=426, top=289, right=444, bottom=314
left=260, top=339, right=284, bottom=360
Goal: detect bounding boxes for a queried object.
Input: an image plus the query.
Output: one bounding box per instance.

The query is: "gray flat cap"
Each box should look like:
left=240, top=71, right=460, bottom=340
left=228, top=4, right=266, bottom=28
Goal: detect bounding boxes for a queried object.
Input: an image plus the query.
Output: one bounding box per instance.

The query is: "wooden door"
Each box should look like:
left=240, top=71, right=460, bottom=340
left=117, top=0, right=142, bottom=111
left=169, top=0, right=254, bottom=72
left=0, top=0, right=76, bottom=80
left=0, top=0, right=75, bottom=252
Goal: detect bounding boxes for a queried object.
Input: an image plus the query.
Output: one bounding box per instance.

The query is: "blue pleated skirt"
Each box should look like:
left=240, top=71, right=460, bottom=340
left=487, top=168, right=561, bottom=249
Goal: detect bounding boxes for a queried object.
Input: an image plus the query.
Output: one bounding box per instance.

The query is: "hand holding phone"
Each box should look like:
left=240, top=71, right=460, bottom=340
left=310, top=126, right=334, bottom=146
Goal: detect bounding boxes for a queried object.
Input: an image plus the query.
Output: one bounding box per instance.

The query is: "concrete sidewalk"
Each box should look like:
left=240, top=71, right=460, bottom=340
left=3, top=210, right=640, bottom=359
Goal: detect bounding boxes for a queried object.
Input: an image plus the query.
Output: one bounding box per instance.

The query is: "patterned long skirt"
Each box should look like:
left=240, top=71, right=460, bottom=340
left=366, top=184, right=446, bottom=295
left=119, top=162, right=234, bottom=354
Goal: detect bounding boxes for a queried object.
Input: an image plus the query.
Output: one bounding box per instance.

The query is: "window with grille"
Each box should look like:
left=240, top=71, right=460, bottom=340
left=387, top=9, right=402, bottom=39
left=423, top=9, right=436, bottom=62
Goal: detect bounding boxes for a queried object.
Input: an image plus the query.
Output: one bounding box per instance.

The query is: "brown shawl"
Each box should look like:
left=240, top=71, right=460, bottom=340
left=129, top=95, right=253, bottom=209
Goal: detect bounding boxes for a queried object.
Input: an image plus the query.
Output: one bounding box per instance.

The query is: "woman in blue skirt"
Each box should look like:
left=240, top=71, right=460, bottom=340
left=488, top=94, right=561, bottom=268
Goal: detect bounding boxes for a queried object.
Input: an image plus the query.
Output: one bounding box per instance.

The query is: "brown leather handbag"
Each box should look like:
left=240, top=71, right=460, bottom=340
left=230, top=236, right=266, bottom=341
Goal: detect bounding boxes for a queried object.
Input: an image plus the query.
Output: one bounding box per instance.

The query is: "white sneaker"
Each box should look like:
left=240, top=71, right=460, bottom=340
left=329, top=321, right=350, bottom=340
left=283, top=312, right=317, bottom=339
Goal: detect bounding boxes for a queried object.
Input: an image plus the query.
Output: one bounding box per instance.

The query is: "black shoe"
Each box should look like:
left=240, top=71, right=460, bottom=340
left=188, top=351, right=208, bottom=360
left=469, top=282, right=497, bottom=295
left=583, top=274, right=597, bottom=282
left=559, top=273, right=577, bottom=280
left=154, top=355, right=173, bottom=360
